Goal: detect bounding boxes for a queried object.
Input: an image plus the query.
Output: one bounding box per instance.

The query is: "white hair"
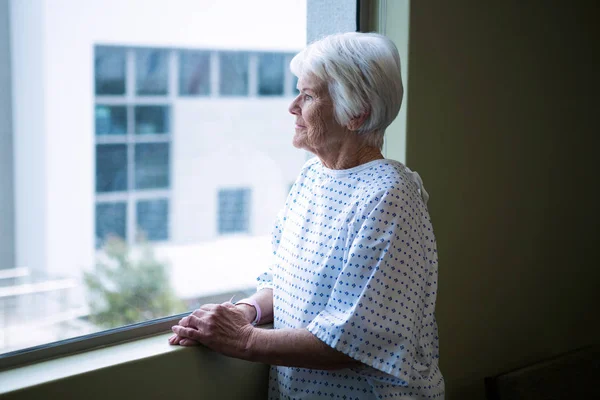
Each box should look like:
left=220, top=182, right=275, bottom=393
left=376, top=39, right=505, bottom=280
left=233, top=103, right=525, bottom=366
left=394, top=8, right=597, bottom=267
left=290, top=32, right=404, bottom=149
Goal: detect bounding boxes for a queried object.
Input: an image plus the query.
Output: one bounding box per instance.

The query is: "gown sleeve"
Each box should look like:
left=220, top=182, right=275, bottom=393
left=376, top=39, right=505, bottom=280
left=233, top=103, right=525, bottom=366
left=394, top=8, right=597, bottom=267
left=306, top=188, right=435, bottom=386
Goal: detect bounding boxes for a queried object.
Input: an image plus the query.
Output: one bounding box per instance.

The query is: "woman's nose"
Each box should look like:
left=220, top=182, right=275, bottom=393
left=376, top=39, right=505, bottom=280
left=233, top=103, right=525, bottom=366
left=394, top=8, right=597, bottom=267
left=288, top=96, right=300, bottom=115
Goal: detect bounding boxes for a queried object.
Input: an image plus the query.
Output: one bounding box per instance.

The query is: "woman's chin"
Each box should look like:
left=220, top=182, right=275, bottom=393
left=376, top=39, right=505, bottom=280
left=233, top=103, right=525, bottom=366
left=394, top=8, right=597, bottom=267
left=292, top=135, right=306, bottom=150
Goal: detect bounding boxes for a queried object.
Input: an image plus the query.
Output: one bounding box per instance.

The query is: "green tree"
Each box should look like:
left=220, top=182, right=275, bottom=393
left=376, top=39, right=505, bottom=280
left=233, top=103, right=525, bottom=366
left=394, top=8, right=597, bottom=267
left=84, top=236, right=186, bottom=328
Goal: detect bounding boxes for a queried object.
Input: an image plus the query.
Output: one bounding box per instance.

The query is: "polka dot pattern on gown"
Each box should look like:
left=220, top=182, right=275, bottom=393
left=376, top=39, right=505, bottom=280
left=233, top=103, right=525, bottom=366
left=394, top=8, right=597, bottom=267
left=258, top=157, right=445, bottom=399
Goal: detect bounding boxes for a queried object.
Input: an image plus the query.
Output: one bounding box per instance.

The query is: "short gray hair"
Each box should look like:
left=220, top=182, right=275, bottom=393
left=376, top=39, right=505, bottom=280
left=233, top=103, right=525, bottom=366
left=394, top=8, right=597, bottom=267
left=290, top=32, right=403, bottom=149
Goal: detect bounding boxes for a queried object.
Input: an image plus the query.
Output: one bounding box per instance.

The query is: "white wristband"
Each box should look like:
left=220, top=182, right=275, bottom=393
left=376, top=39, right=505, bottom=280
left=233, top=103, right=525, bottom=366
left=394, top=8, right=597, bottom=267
left=235, top=298, right=261, bottom=326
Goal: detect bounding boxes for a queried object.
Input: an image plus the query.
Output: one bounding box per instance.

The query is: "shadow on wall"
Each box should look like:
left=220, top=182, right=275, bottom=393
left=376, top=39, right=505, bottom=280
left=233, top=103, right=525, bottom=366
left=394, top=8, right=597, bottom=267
left=405, top=1, right=600, bottom=399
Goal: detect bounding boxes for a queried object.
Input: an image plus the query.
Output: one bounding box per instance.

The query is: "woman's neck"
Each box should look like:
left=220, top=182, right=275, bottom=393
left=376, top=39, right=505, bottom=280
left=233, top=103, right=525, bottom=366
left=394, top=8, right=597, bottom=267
left=318, top=142, right=383, bottom=170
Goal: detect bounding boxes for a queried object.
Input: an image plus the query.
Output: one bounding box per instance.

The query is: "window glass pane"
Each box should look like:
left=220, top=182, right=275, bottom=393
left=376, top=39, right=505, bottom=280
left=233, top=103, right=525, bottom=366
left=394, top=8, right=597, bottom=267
left=219, top=52, right=248, bottom=96
left=137, top=199, right=169, bottom=241
left=95, top=105, right=127, bottom=135
left=96, top=144, right=128, bottom=192
left=135, top=105, right=170, bottom=134
left=179, top=50, right=211, bottom=96
left=258, top=52, right=284, bottom=96
left=218, top=188, right=251, bottom=234
left=136, top=48, right=169, bottom=96
left=135, top=143, right=170, bottom=189
left=95, top=46, right=126, bottom=95
left=3, top=0, right=309, bottom=356
left=95, top=202, right=127, bottom=247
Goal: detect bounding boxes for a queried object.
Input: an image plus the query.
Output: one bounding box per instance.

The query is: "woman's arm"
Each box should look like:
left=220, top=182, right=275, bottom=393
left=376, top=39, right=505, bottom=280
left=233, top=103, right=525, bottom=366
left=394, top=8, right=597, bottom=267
left=235, top=288, right=274, bottom=325
left=169, top=288, right=274, bottom=346
left=170, top=302, right=360, bottom=370
left=248, top=327, right=361, bottom=370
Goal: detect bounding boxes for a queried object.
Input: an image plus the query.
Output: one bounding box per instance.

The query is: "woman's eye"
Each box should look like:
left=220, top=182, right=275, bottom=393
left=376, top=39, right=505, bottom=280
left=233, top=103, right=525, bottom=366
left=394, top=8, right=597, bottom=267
left=304, top=94, right=313, bottom=101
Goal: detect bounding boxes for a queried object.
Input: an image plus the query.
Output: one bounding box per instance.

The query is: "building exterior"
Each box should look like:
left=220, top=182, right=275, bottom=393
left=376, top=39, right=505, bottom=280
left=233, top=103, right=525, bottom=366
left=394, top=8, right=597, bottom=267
left=1, top=0, right=307, bottom=351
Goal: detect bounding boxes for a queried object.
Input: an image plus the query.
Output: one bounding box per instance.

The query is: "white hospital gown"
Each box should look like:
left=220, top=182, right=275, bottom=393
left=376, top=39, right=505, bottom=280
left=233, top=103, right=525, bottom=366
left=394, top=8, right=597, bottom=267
left=257, top=158, right=444, bottom=399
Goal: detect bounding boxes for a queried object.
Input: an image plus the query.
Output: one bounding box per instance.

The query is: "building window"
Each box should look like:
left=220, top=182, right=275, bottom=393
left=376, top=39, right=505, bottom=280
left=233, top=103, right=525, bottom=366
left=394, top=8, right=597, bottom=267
left=136, top=199, right=169, bottom=241
left=93, top=45, right=297, bottom=248
left=258, top=52, right=285, bottom=96
left=135, top=49, right=169, bottom=96
left=94, top=46, right=171, bottom=247
left=135, top=105, right=170, bottom=134
left=95, top=46, right=126, bottom=95
left=95, top=202, right=127, bottom=248
left=134, top=143, right=170, bottom=190
left=219, top=52, right=249, bottom=96
left=95, top=144, right=128, bottom=193
left=218, top=188, right=251, bottom=234
left=95, top=105, right=127, bottom=135
left=179, top=50, right=211, bottom=96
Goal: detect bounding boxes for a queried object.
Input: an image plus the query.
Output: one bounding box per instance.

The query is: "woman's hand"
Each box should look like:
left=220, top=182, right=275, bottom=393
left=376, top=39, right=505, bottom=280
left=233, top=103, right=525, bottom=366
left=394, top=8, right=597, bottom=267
left=169, top=302, right=255, bottom=359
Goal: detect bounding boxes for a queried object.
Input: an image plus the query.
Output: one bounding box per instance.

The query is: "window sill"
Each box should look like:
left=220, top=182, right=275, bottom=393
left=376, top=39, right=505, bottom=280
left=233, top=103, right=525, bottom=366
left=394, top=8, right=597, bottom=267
left=0, top=331, right=270, bottom=399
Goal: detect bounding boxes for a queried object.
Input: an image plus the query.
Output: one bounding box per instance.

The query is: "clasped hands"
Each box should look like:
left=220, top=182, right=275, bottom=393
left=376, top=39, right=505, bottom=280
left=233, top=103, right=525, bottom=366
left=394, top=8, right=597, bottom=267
left=168, top=302, right=257, bottom=358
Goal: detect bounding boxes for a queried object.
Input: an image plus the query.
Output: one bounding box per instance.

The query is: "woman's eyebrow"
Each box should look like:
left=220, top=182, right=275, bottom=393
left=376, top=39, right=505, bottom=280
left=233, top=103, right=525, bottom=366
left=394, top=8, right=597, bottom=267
left=298, top=87, right=317, bottom=93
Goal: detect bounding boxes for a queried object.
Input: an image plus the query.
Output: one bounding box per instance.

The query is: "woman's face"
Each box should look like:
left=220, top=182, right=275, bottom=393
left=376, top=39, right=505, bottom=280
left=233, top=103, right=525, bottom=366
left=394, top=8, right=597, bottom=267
left=288, top=74, right=346, bottom=154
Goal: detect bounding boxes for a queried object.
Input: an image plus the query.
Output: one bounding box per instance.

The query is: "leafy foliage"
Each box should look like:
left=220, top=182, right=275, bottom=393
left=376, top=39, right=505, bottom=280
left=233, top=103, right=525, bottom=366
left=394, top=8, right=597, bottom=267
left=84, top=236, right=185, bottom=328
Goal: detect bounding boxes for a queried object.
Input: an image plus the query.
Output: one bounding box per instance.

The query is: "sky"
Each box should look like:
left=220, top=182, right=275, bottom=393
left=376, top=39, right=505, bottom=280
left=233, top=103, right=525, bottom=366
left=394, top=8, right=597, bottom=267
left=49, top=0, right=307, bottom=51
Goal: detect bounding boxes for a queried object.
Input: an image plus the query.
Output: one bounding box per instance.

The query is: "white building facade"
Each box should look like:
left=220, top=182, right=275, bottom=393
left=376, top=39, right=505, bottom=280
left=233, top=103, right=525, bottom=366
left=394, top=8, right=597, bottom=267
left=10, top=0, right=306, bottom=283
left=1, top=0, right=308, bottom=351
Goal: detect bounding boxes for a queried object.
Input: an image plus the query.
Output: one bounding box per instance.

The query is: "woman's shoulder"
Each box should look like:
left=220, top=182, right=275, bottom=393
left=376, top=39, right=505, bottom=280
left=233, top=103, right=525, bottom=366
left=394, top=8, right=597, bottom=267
left=356, top=160, right=429, bottom=207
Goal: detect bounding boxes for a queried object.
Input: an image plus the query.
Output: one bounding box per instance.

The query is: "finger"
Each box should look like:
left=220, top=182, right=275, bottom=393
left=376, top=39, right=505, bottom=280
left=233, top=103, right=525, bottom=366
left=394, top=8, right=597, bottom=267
left=172, top=325, right=202, bottom=341
left=180, top=314, right=204, bottom=328
left=187, top=315, right=204, bottom=328
left=187, top=304, right=218, bottom=318
left=171, top=334, right=184, bottom=345
left=180, top=310, right=202, bottom=325
left=179, top=339, right=200, bottom=346
left=191, top=308, right=210, bottom=319
left=169, top=334, right=184, bottom=346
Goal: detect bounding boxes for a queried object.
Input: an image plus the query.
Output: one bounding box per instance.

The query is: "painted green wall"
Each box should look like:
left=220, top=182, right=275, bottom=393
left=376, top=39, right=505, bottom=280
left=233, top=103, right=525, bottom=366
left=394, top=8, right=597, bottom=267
left=403, top=1, right=599, bottom=399
left=3, top=340, right=269, bottom=400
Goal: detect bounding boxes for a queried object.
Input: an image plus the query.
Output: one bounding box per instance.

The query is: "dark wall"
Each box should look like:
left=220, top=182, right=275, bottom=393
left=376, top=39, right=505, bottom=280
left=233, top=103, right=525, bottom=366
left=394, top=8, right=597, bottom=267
left=406, top=2, right=599, bottom=398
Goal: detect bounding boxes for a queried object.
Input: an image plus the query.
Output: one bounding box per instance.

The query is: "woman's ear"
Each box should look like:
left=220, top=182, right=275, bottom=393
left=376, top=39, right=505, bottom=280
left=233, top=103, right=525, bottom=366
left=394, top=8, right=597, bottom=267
left=347, top=111, right=370, bottom=131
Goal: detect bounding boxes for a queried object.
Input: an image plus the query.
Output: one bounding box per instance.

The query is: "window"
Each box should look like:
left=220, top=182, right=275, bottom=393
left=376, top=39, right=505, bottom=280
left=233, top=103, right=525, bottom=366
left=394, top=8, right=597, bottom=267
left=94, top=47, right=172, bottom=247
left=219, top=52, right=250, bottom=96
left=135, top=49, right=169, bottom=96
left=95, top=144, right=128, bottom=193
left=258, top=52, right=285, bottom=96
left=95, top=202, right=127, bottom=247
left=137, top=199, right=169, bottom=241
left=134, top=143, right=170, bottom=190
left=135, top=105, right=170, bottom=134
left=95, top=46, right=126, bottom=95
left=179, top=50, right=211, bottom=96
left=95, top=105, right=127, bottom=135
left=218, top=188, right=251, bottom=234
left=2, top=0, right=310, bottom=360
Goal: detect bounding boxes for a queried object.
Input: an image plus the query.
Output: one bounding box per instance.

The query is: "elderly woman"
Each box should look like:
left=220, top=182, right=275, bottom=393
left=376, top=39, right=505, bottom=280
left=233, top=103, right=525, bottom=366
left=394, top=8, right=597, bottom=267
left=169, top=32, right=444, bottom=399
